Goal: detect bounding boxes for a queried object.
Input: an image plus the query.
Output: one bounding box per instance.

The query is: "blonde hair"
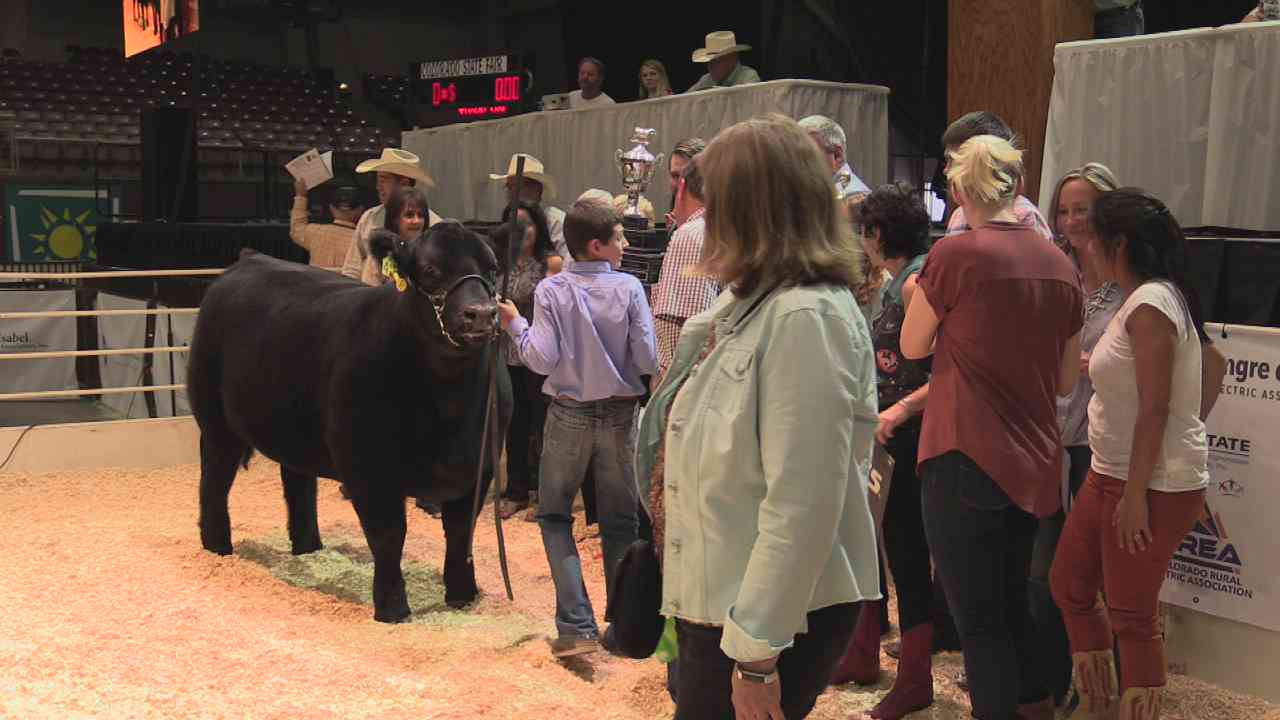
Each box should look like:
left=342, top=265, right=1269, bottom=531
left=843, top=192, right=886, bottom=306
left=1046, top=162, right=1120, bottom=238
left=945, top=134, right=1023, bottom=211
left=637, top=59, right=672, bottom=99
left=613, top=193, right=655, bottom=228
left=697, top=113, right=862, bottom=297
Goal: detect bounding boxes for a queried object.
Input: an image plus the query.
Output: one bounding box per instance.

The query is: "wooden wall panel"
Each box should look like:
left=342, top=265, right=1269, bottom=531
left=948, top=0, right=1093, bottom=201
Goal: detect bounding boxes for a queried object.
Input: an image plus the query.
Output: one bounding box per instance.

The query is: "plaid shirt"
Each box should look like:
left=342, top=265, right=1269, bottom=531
left=652, top=209, right=721, bottom=378
left=289, top=196, right=357, bottom=270
left=946, top=195, right=1055, bottom=244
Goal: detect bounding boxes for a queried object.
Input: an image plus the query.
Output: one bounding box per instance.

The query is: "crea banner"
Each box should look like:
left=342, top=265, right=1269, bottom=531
left=1160, top=323, right=1280, bottom=632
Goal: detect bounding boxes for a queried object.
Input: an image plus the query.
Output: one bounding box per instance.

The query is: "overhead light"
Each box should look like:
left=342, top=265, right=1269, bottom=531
left=338, top=82, right=350, bottom=91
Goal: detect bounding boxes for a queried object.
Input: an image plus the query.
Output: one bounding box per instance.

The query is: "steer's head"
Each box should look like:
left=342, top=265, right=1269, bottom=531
left=370, top=224, right=500, bottom=349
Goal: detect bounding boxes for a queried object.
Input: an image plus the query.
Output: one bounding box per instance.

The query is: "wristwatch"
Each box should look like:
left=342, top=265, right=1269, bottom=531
left=734, top=664, right=779, bottom=684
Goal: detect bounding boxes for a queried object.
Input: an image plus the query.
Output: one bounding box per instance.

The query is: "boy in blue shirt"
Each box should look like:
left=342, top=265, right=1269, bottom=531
left=498, top=198, right=658, bottom=658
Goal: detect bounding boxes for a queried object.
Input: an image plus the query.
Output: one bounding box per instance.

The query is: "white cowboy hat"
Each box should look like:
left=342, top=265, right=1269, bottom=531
left=692, top=31, right=752, bottom=63
left=488, top=153, right=558, bottom=200
left=355, top=148, right=435, bottom=188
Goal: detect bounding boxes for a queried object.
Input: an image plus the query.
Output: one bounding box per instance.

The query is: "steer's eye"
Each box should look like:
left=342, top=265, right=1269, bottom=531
left=421, top=264, right=440, bottom=281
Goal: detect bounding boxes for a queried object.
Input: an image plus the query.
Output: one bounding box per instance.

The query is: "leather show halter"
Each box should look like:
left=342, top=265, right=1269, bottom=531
left=413, top=271, right=497, bottom=348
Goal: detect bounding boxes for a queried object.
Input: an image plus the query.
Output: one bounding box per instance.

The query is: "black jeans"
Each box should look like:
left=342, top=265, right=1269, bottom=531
left=1028, top=445, right=1091, bottom=704
left=920, top=451, right=1046, bottom=720
left=882, top=422, right=935, bottom=631
left=503, top=365, right=547, bottom=501
left=673, top=603, right=858, bottom=720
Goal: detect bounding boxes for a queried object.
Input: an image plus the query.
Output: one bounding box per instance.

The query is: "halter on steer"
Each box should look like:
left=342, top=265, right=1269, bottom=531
left=414, top=272, right=497, bottom=348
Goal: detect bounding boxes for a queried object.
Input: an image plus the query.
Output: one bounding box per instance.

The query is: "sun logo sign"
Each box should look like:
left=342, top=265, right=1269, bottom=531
left=6, top=186, right=106, bottom=262
left=29, top=206, right=98, bottom=261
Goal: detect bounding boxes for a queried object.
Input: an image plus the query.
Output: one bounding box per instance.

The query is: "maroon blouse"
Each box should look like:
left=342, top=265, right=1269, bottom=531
left=916, top=223, right=1084, bottom=517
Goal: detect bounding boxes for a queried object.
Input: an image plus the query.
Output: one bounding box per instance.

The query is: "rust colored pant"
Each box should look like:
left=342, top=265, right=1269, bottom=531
left=1050, top=470, right=1204, bottom=689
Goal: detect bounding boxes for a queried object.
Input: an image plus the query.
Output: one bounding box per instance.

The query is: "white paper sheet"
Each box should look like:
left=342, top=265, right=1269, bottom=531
left=284, top=148, right=334, bottom=190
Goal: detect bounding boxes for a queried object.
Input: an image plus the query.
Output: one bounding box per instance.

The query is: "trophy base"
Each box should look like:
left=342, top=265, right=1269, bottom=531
left=622, top=215, right=649, bottom=231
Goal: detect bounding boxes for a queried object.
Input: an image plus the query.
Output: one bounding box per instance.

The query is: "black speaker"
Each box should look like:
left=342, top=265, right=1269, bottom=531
left=141, top=108, right=197, bottom=221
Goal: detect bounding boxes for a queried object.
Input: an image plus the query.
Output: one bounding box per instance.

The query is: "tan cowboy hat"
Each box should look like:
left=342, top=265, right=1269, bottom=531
left=692, top=31, right=752, bottom=63
left=488, top=153, right=558, bottom=199
left=355, top=148, right=435, bottom=188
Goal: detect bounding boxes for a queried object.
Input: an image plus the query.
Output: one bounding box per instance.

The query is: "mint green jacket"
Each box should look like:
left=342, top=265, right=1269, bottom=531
left=636, top=282, right=882, bottom=663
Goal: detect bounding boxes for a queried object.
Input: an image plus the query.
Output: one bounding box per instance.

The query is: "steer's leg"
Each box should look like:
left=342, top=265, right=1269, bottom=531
left=198, top=434, right=244, bottom=556
left=281, top=466, right=322, bottom=555
left=440, top=472, right=488, bottom=608
left=349, top=487, right=410, bottom=623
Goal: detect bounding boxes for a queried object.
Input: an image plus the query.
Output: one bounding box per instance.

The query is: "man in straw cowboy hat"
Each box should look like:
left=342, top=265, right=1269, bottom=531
left=490, top=153, right=569, bottom=262
left=687, top=31, right=761, bottom=93
left=340, top=148, right=442, bottom=286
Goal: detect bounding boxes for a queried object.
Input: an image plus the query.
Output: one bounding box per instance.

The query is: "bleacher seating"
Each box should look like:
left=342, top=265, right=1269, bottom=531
left=0, top=47, right=400, bottom=172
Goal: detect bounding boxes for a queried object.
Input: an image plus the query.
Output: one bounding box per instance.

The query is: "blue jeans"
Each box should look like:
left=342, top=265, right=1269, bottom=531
left=537, top=396, right=640, bottom=639
left=920, top=451, right=1045, bottom=720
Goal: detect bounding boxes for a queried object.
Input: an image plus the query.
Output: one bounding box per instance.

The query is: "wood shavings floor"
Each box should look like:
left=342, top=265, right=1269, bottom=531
left=0, top=460, right=1276, bottom=719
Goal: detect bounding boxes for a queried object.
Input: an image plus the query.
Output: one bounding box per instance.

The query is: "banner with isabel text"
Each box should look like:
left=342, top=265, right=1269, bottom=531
left=1160, top=323, right=1280, bottom=632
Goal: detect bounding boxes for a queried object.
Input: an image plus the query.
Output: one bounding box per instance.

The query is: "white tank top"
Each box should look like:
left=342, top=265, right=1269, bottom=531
left=1087, top=281, right=1208, bottom=492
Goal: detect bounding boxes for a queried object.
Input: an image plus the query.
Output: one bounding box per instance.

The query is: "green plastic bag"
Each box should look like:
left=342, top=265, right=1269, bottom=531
left=654, top=616, right=679, bottom=663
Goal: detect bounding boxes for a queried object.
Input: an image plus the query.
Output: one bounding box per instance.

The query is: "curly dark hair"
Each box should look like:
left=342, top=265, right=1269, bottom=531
left=1092, top=188, right=1209, bottom=343
left=852, top=182, right=931, bottom=261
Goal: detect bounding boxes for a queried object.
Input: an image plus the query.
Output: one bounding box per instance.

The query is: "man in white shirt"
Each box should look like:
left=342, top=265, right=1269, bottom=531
left=489, top=153, right=569, bottom=261
left=340, top=148, right=441, bottom=286
left=799, top=115, right=870, bottom=200
left=567, top=57, right=614, bottom=109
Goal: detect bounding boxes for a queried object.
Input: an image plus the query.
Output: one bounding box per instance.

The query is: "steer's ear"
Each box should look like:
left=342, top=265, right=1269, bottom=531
left=369, top=229, right=402, bottom=262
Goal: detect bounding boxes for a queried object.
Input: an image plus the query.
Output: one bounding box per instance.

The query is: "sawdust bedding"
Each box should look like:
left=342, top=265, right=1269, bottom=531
left=0, top=461, right=1276, bottom=719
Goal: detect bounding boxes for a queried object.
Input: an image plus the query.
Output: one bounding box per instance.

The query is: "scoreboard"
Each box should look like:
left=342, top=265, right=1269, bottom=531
left=409, top=53, right=528, bottom=127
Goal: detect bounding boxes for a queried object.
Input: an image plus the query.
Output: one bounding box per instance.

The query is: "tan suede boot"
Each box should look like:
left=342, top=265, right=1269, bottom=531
left=1068, top=650, right=1118, bottom=718
left=1118, top=687, right=1161, bottom=720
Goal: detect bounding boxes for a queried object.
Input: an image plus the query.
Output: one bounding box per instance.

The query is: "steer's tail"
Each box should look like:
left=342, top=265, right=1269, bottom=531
left=239, top=447, right=254, bottom=470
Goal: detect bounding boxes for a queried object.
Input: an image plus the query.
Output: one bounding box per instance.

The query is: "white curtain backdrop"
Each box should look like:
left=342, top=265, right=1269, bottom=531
left=402, top=79, right=890, bottom=223
left=1041, top=22, right=1280, bottom=232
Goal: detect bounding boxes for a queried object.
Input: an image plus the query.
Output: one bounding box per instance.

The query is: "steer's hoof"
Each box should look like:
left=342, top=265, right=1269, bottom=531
left=290, top=540, right=323, bottom=555
left=373, top=604, right=411, bottom=624
left=444, top=588, right=479, bottom=610
left=201, top=538, right=233, bottom=556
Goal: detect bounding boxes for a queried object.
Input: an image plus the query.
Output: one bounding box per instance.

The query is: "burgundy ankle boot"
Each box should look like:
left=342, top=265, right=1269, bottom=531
left=830, top=600, right=882, bottom=686
left=869, top=623, right=935, bottom=719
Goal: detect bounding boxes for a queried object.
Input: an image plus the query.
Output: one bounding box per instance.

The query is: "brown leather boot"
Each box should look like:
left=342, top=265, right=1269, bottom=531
left=829, top=600, right=882, bottom=686
left=1068, top=650, right=1118, bottom=718
left=1118, top=687, right=1161, bottom=720
left=869, top=623, right=934, bottom=719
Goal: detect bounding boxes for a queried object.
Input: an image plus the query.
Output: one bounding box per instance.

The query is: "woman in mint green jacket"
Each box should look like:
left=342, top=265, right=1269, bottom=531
left=636, top=114, right=881, bottom=720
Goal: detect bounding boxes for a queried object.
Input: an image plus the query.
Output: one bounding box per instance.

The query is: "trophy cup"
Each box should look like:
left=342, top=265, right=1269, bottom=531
left=616, top=128, right=664, bottom=230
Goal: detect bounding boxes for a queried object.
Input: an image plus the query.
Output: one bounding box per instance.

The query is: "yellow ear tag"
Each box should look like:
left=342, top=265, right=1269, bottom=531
left=382, top=256, right=408, bottom=293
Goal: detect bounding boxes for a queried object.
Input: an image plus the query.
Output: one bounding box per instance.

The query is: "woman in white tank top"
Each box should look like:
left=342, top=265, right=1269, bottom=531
left=1048, top=189, right=1227, bottom=720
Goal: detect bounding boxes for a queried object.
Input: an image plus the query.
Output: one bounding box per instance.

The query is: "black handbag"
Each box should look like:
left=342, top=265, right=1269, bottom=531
left=603, top=538, right=665, bottom=659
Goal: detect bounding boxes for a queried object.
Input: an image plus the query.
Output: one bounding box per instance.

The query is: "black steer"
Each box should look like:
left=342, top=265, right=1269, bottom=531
left=187, top=223, right=512, bottom=622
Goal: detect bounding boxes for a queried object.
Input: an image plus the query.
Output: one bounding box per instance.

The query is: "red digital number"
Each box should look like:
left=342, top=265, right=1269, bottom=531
left=432, top=82, right=458, bottom=107
left=494, top=76, right=520, bottom=102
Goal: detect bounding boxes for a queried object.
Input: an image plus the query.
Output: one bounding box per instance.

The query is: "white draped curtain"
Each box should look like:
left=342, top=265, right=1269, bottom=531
left=1041, top=22, right=1280, bottom=232
left=402, top=79, right=890, bottom=223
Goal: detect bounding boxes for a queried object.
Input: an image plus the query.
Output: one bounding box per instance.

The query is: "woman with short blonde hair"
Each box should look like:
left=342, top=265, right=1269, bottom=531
left=637, top=114, right=880, bottom=718
left=637, top=59, right=673, bottom=99
left=902, top=134, right=1084, bottom=720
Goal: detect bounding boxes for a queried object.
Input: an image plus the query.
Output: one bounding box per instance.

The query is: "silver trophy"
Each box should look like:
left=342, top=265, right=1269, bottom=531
left=616, top=127, right=664, bottom=230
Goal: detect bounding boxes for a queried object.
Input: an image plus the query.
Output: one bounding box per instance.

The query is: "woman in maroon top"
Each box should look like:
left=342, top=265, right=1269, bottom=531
left=902, top=135, right=1083, bottom=720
